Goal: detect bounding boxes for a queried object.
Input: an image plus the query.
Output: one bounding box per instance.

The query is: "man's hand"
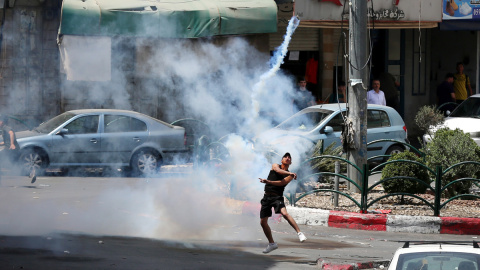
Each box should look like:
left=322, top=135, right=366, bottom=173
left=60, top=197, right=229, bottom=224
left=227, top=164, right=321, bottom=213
left=290, top=173, right=297, bottom=180
left=9, top=144, right=15, bottom=150
left=259, top=178, right=268, bottom=184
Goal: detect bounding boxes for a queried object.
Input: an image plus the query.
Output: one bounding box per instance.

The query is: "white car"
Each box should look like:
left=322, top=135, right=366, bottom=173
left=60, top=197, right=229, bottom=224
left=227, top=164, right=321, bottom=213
left=424, top=94, right=480, bottom=146
left=387, top=241, right=480, bottom=270
left=257, top=103, right=409, bottom=162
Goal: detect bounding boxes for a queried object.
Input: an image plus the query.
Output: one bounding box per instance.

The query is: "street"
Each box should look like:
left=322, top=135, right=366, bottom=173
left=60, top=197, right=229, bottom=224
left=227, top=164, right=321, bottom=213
left=0, top=173, right=478, bottom=269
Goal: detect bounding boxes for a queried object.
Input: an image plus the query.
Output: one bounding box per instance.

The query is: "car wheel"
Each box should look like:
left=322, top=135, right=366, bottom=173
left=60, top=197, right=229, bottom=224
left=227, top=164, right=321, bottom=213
left=384, top=145, right=404, bottom=161
left=131, top=150, right=162, bottom=176
left=19, top=149, right=47, bottom=176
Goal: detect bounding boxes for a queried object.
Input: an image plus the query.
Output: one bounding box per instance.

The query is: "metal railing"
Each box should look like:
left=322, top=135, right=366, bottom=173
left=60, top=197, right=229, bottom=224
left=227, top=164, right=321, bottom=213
left=287, top=140, right=480, bottom=216
left=170, top=119, right=480, bottom=217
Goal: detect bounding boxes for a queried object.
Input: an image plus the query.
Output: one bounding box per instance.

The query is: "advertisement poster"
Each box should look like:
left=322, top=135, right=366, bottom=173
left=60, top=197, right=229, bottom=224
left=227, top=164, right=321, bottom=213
left=443, top=0, right=480, bottom=20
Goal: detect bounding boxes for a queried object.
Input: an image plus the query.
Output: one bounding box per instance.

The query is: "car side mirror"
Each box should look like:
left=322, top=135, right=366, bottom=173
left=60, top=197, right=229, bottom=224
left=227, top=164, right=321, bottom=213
left=321, top=126, right=334, bottom=134
left=56, top=128, right=69, bottom=136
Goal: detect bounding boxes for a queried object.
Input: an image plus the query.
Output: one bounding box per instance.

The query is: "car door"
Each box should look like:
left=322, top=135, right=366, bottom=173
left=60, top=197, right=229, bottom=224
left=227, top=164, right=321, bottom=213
left=100, top=114, right=149, bottom=164
left=49, top=114, right=101, bottom=165
left=366, top=109, right=392, bottom=158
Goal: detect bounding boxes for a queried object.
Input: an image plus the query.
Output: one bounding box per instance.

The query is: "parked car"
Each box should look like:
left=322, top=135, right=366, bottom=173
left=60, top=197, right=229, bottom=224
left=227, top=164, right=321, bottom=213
left=424, top=94, right=480, bottom=146
left=257, top=103, right=409, bottom=162
left=387, top=241, right=480, bottom=270
left=15, top=109, right=188, bottom=176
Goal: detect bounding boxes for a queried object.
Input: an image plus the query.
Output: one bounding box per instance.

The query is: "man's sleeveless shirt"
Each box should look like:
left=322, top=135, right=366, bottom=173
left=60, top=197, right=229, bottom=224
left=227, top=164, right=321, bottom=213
left=264, top=165, right=288, bottom=195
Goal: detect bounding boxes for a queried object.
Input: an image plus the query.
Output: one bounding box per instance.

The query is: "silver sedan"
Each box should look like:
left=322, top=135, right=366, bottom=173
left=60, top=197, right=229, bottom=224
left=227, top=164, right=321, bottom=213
left=16, top=109, right=188, bottom=176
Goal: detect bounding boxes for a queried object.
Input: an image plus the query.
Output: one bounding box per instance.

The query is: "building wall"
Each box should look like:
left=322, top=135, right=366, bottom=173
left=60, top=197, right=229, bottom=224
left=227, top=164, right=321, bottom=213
left=401, top=28, right=432, bottom=138
left=0, top=0, right=61, bottom=129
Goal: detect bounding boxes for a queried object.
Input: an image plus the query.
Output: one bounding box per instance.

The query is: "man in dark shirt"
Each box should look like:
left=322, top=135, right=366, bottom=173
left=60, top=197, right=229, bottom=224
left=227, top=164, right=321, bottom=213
left=437, top=73, right=456, bottom=115
left=0, top=115, right=36, bottom=183
left=0, top=114, right=20, bottom=178
left=258, top=152, right=307, bottom=254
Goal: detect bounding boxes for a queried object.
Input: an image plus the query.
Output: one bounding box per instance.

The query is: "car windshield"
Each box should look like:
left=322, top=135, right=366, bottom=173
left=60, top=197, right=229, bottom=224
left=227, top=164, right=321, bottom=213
left=396, top=252, right=480, bottom=270
left=35, top=112, right=76, bottom=133
left=450, top=97, right=480, bottom=118
left=275, top=109, right=333, bottom=132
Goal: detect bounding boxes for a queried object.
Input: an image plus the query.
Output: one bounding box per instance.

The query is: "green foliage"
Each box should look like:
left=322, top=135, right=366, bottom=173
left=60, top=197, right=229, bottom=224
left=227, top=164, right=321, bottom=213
left=414, top=105, right=444, bottom=136
left=424, top=128, right=480, bottom=197
left=381, top=151, right=430, bottom=194
left=310, top=140, right=346, bottom=174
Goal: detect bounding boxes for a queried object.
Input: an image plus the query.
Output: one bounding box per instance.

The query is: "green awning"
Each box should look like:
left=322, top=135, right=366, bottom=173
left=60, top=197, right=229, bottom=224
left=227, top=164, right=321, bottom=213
left=59, top=0, right=277, bottom=38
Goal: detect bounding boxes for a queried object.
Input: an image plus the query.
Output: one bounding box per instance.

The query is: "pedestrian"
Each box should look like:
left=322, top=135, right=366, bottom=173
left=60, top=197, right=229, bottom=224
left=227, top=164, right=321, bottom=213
left=293, top=77, right=316, bottom=113
left=0, top=115, right=36, bottom=183
left=378, top=72, right=400, bottom=110
left=453, top=62, right=473, bottom=104
left=0, top=115, right=20, bottom=179
left=259, top=152, right=307, bottom=254
left=437, top=73, right=456, bottom=115
left=329, top=81, right=347, bottom=103
left=367, top=79, right=386, bottom=106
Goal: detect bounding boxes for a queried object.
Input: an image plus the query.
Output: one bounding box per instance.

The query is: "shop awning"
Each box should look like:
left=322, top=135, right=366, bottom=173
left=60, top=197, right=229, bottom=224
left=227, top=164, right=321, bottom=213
left=59, top=0, right=277, bottom=38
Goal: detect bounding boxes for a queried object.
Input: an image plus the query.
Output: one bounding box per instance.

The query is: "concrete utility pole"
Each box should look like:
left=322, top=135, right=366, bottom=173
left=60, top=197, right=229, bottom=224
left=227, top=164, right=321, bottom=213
left=346, top=0, right=368, bottom=192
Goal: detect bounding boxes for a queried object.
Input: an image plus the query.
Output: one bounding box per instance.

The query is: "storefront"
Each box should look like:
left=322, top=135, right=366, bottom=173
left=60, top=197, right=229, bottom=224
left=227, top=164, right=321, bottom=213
left=274, top=0, right=442, bottom=135
left=435, top=0, right=480, bottom=99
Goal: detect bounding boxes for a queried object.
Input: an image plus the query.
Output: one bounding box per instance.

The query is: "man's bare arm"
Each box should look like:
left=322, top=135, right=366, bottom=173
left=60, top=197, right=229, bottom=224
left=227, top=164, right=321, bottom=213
left=259, top=175, right=295, bottom=186
left=8, top=130, right=15, bottom=150
left=272, top=164, right=297, bottom=179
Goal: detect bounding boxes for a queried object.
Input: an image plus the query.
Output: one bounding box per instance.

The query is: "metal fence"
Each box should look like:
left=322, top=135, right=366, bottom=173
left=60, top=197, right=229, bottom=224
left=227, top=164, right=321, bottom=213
left=287, top=140, right=480, bottom=217
left=171, top=119, right=480, bottom=217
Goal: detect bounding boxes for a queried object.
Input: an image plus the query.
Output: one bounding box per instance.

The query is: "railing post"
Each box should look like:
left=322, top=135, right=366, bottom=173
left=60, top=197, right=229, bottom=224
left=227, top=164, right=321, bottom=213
left=334, top=161, right=340, bottom=207
left=361, top=164, right=368, bottom=213
left=434, top=165, right=442, bottom=217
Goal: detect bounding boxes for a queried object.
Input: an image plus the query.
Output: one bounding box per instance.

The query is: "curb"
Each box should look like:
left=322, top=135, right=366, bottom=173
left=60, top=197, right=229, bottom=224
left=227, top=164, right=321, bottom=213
left=241, top=202, right=480, bottom=234
left=284, top=206, right=480, bottom=235
left=317, top=259, right=390, bottom=270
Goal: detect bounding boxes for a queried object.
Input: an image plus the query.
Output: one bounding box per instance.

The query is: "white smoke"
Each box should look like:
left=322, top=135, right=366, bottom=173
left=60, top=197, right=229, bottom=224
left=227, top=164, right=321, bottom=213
left=1, top=16, right=310, bottom=242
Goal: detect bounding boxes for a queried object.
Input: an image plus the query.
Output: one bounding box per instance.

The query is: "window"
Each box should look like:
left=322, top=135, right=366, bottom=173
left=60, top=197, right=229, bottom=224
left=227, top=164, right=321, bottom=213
left=326, top=113, right=344, bottom=132
left=397, top=252, right=480, bottom=270
left=276, top=110, right=333, bottom=132
left=104, top=115, right=147, bottom=133
left=64, top=115, right=99, bottom=134
left=367, top=110, right=390, bottom=129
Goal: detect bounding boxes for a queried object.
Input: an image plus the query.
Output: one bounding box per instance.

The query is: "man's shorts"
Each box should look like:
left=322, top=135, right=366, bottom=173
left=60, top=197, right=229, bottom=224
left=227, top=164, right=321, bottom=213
left=260, top=194, right=285, bottom=219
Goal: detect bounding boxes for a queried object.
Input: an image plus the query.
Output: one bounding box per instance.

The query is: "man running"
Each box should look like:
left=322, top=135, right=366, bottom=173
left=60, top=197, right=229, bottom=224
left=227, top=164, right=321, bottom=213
left=259, top=152, right=307, bottom=254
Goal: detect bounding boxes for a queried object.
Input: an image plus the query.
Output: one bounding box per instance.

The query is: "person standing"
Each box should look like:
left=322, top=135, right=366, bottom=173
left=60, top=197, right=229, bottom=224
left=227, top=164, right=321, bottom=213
left=453, top=62, right=473, bottom=104
left=329, top=81, right=347, bottom=103
left=0, top=115, right=20, bottom=179
left=367, top=79, right=386, bottom=105
left=0, top=115, right=36, bottom=183
left=293, top=77, right=316, bottom=113
left=437, top=73, right=456, bottom=115
left=378, top=72, right=400, bottom=110
left=259, top=152, right=307, bottom=254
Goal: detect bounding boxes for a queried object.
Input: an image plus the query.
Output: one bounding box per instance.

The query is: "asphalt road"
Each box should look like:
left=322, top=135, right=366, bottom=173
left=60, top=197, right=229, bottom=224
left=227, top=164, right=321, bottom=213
left=0, top=173, right=477, bottom=270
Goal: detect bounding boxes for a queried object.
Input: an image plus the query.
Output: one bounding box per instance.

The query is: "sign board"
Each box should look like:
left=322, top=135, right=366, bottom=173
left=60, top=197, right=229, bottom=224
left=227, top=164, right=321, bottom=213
left=443, top=0, right=480, bottom=20
left=295, top=0, right=441, bottom=22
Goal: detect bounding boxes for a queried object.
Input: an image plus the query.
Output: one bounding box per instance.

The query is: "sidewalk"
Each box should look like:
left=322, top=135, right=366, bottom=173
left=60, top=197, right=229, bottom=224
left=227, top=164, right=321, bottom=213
left=241, top=201, right=480, bottom=269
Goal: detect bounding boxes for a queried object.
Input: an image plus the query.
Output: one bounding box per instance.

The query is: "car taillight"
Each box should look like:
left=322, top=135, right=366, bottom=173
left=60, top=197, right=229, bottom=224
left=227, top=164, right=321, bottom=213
left=403, top=125, right=408, bottom=137
left=184, top=132, right=187, bottom=146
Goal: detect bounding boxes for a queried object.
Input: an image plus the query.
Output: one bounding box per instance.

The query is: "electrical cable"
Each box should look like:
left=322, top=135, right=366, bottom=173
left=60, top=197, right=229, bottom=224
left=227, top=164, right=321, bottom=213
left=345, top=0, right=374, bottom=72
left=418, top=0, right=422, bottom=63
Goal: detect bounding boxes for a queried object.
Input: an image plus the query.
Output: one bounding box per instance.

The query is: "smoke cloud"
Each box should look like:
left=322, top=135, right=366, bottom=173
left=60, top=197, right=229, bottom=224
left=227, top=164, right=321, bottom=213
left=1, top=16, right=312, bottom=242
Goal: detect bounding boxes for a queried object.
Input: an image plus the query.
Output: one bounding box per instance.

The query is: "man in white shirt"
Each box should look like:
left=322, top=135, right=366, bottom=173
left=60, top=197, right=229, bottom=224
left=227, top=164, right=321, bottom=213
left=367, top=79, right=386, bottom=106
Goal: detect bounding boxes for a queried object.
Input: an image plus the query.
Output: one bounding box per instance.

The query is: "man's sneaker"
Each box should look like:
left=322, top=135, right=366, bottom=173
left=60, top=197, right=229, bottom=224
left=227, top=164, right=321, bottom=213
left=262, top=243, right=278, bottom=254
left=298, top=232, right=307, bottom=242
